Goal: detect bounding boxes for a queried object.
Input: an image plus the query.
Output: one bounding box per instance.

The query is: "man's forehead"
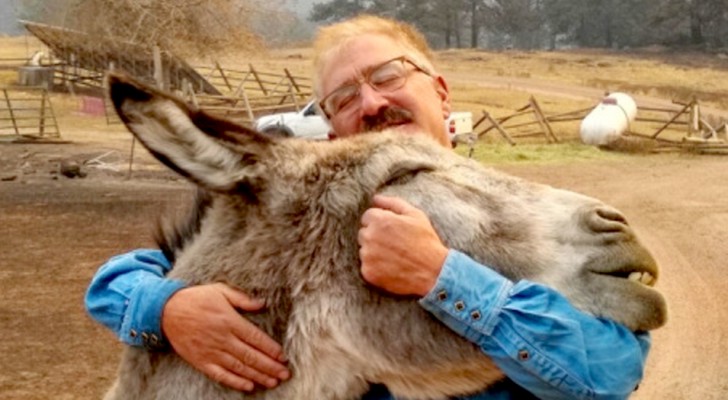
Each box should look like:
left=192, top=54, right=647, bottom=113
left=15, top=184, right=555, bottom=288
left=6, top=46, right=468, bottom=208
left=321, top=35, right=406, bottom=87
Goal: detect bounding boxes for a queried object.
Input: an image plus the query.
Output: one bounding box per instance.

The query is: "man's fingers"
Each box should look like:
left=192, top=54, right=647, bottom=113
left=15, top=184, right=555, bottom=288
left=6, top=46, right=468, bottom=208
left=232, top=317, right=289, bottom=365
left=205, top=364, right=255, bottom=392
left=220, top=352, right=281, bottom=389
left=360, top=207, right=388, bottom=228
left=371, top=194, right=419, bottom=216
left=227, top=334, right=290, bottom=381
left=219, top=284, right=266, bottom=312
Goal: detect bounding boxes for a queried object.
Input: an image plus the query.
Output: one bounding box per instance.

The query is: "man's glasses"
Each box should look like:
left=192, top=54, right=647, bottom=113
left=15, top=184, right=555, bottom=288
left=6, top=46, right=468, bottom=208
left=318, top=56, right=432, bottom=119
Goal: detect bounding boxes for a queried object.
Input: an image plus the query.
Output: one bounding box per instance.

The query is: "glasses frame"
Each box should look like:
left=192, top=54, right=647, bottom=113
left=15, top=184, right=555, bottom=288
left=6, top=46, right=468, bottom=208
left=317, top=55, right=432, bottom=120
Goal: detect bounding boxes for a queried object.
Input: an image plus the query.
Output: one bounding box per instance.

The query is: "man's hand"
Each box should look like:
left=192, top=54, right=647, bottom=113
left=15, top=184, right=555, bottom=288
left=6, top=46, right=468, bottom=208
left=358, top=194, right=449, bottom=297
left=161, top=283, right=290, bottom=392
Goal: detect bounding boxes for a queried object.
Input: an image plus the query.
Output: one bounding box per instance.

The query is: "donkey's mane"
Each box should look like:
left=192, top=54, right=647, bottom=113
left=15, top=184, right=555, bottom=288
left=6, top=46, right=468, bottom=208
left=154, top=188, right=212, bottom=263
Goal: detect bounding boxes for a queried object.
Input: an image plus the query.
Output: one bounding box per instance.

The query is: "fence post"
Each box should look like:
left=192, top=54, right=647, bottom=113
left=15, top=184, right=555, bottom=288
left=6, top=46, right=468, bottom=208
left=240, top=86, right=255, bottom=122
left=689, top=98, right=699, bottom=137
left=284, top=68, right=302, bottom=94
left=153, top=46, right=165, bottom=90
left=529, top=96, right=558, bottom=143
left=651, top=102, right=690, bottom=139
left=215, top=61, right=233, bottom=91
left=3, top=89, right=20, bottom=136
left=39, top=90, right=47, bottom=137
left=248, top=64, right=267, bottom=96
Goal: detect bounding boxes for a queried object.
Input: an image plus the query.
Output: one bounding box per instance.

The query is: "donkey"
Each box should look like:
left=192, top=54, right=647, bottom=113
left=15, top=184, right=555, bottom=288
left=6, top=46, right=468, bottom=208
left=104, top=74, right=667, bottom=400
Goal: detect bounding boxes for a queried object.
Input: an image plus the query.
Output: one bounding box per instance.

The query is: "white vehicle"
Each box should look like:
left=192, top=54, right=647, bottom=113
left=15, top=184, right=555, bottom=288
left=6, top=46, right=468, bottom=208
left=255, top=101, right=331, bottom=140
left=255, top=101, right=473, bottom=144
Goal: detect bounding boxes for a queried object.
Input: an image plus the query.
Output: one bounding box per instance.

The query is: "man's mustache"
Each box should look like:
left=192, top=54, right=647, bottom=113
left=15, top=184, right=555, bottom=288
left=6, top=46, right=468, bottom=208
left=362, top=107, right=414, bottom=132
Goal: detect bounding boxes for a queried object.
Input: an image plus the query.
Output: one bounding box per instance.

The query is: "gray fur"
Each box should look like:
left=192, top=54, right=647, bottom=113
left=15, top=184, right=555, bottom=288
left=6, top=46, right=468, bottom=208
left=104, top=74, right=667, bottom=400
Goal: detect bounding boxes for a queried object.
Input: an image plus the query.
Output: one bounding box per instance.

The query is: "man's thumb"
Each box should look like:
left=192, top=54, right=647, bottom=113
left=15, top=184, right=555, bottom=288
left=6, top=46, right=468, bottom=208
left=372, top=194, right=419, bottom=216
left=220, top=284, right=266, bottom=311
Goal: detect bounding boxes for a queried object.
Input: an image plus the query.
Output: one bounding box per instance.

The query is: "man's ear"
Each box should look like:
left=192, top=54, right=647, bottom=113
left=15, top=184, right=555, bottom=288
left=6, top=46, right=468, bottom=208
left=434, top=75, right=452, bottom=119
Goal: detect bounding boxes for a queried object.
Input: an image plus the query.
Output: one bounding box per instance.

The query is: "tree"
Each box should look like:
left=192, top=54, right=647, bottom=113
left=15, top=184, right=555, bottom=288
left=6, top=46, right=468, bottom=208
left=17, top=0, right=273, bottom=57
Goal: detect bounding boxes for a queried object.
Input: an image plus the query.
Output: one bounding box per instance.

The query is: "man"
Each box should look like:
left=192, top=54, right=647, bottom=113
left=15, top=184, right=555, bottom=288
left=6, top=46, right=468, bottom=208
left=86, top=15, right=650, bottom=399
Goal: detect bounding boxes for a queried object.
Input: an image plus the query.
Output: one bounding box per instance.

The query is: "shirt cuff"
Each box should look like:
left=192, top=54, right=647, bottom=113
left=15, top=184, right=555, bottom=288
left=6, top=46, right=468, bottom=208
left=418, top=249, right=513, bottom=342
left=119, top=276, right=186, bottom=350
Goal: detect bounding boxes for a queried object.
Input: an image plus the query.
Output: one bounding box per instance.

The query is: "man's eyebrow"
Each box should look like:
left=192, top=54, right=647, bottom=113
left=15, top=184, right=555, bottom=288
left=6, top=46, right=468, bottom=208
left=338, top=58, right=395, bottom=88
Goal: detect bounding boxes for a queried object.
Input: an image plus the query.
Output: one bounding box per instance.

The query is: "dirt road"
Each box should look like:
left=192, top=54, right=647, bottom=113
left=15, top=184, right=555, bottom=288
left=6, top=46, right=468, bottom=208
left=1, top=142, right=726, bottom=399
left=446, top=71, right=728, bottom=120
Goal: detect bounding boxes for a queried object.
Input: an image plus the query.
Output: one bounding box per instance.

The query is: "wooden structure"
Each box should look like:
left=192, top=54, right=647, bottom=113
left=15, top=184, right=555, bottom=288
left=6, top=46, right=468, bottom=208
left=0, top=57, right=34, bottom=71
left=474, top=95, right=728, bottom=154
left=20, top=20, right=220, bottom=95
left=188, top=64, right=312, bottom=124
left=19, top=20, right=312, bottom=126
left=0, top=88, right=61, bottom=141
left=473, top=96, right=562, bottom=145
left=626, top=99, right=728, bottom=153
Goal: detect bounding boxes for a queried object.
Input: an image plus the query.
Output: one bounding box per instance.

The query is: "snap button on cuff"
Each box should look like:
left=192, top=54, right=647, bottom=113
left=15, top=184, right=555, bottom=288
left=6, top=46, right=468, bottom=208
left=470, top=310, right=481, bottom=320
left=129, top=329, right=137, bottom=338
left=437, top=290, right=448, bottom=301
left=454, top=300, right=465, bottom=311
left=518, top=350, right=530, bottom=361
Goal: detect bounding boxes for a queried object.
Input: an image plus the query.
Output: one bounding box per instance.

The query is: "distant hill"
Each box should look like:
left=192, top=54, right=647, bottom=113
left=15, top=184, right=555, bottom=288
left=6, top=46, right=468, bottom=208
left=0, top=1, right=22, bottom=35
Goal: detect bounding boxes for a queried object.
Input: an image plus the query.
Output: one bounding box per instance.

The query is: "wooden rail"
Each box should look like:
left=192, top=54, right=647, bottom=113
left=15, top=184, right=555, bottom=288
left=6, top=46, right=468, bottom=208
left=0, top=88, right=61, bottom=139
left=472, top=95, right=726, bottom=154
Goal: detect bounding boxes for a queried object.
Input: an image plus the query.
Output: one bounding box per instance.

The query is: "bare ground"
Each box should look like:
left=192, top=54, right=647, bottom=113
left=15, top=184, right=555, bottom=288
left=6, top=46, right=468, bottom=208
left=0, top=141, right=727, bottom=399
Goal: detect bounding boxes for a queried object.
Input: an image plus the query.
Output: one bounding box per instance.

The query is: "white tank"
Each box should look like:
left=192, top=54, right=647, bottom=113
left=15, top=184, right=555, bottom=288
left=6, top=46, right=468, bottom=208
left=580, top=92, right=637, bottom=145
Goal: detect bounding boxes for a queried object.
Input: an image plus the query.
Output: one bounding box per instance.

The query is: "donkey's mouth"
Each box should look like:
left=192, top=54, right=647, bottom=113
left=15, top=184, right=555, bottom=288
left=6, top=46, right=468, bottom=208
left=597, top=268, right=657, bottom=287
left=627, top=271, right=656, bottom=286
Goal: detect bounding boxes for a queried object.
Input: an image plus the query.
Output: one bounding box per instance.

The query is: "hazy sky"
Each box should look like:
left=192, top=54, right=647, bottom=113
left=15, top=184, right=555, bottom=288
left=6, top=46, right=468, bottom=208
left=0, top=0, right=22, bottom=35
left=287, top=0, right=317, bottom=17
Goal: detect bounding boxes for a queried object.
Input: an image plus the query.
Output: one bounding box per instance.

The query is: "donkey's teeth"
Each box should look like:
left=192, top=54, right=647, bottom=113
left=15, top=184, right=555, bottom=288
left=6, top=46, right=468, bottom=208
left=628, top=271, right=655, bottom=286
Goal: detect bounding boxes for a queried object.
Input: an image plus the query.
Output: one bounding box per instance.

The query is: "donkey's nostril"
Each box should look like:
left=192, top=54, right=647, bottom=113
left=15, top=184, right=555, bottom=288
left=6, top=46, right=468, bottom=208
left=586, top=206, right=629, bottom=234
left=596, top=207, right=628, bottom=225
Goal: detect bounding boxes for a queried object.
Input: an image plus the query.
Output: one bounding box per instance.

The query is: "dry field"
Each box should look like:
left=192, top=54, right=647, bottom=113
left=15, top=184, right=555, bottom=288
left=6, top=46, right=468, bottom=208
left=2, top=36, right=728, bottom=399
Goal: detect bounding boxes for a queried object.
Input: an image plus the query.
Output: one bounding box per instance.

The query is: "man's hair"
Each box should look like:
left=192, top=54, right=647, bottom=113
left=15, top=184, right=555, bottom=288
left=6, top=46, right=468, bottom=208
left=312, top=15, right=436, bottom=98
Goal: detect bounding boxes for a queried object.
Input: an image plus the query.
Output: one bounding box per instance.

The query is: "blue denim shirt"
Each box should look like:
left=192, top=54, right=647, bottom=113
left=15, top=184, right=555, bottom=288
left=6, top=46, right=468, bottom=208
left=85, top=249, right=650, bottom=399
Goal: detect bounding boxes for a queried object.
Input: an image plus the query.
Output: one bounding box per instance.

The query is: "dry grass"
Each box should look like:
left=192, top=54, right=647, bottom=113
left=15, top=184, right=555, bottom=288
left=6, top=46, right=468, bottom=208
left=436, top=48, right=728, bottom=110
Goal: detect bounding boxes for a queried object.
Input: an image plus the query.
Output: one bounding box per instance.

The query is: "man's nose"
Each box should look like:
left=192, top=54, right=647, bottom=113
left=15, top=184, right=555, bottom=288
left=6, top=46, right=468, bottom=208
left=358, top=83, right=389, bottom=116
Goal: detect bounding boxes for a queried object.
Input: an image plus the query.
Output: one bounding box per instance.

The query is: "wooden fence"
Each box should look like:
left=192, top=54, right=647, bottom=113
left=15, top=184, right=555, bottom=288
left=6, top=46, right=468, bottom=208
left=0, top=57, right=32, bottom=71
left=0, top=88, right=61, bottom=140
left=192, top=64, right=313, bottom=124
left=473, top=96, right=727, bottom=154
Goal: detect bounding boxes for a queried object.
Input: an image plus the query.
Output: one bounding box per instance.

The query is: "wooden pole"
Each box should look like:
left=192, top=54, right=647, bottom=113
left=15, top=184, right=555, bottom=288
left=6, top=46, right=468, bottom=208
left=127, top=136, right=136, bottom=180
left=530, top=96, right=558, bottom=143
left=153, top=46, right=164, bottom=90
left=651, top=102, right=691, bottom=139
left=472, top=111, right=489, bottom=130
left=249, top=64, right=268, bottom=96
left=3, top=89, right=20, bottom=136
left=284, top=68, right=302, bottom=95
left=478, top=111, right=516, bottom=145
left=215, top=61, right=233, bottom=91
left=240, top=86, right=255, bottom=122
left=39, top=90, right=46, bottom=137
left=689, top=98, right=699, bottom=137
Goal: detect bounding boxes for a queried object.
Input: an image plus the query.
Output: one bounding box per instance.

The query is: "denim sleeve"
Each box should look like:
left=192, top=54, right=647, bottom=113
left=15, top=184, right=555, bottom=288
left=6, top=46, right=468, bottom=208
left=85, top=249, right=186, bottom=349
left=419, top=250, right=650, bottom=400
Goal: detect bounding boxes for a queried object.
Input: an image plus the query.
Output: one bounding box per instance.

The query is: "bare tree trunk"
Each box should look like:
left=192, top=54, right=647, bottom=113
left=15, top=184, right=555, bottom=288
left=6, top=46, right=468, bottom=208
left=690, top=8, right=704, bottom=45
left=470, top=0, right=478, bottom=48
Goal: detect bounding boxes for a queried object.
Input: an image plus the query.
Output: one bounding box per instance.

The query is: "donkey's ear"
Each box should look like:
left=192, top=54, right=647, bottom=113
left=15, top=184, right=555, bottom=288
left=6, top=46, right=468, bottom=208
left=108, top=73, right=271, bottom=193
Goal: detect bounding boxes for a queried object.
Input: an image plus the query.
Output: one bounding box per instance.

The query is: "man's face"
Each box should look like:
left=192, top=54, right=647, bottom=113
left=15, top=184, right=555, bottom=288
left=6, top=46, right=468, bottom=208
left=319, top=34, right=452, bottom=147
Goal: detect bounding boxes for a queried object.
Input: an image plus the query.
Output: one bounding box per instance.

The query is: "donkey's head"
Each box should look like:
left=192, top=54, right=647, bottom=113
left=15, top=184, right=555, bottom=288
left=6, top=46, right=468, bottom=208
left=108, top=73, right=667, bottom=332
